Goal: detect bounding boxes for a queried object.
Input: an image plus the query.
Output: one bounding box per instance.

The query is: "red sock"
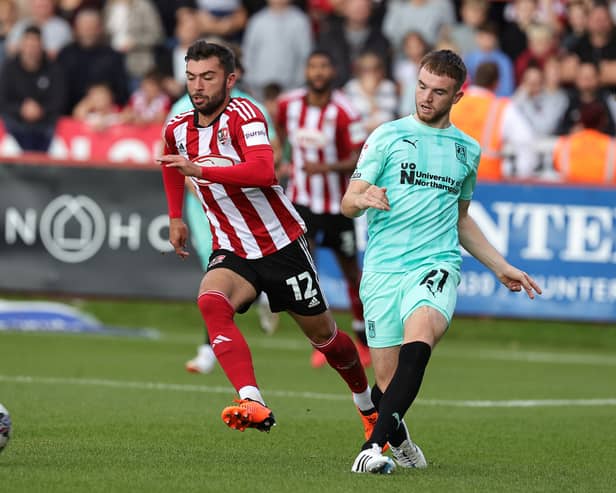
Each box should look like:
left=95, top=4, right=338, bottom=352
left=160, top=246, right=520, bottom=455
left=347, top=281, right=364, bottom=324
left=313, top=327, right=368, bottom=393
left=198, top=291, right=258, bottom=391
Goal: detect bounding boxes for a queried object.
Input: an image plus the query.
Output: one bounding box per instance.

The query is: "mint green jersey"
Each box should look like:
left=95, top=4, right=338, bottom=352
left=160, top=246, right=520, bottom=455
left=353, top=115, right=481, bottom=273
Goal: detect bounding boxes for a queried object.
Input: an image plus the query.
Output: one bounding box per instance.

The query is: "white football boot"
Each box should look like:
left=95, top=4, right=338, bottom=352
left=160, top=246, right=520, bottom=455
left=351, top=443, right=396, bottom=474
left=185, top=344, right=217, bottom=374
left=389, top=420, right=427, bottom=468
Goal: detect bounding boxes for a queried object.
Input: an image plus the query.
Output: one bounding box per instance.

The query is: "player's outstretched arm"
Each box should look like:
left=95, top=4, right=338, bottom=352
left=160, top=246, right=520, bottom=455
left=341, top=179, right=390, bottom=218
left=457, top=200, right=542, bottom=299
left=158, top=147, right=276, bottom=188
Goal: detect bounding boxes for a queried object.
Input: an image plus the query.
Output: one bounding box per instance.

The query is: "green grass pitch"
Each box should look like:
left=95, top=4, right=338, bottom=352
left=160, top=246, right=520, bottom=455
left=1, top=298, right=616, bottom=492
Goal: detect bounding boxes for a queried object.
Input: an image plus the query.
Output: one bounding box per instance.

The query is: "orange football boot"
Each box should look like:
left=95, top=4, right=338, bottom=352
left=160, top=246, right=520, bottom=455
left=221, top=399, right=276, bottom=432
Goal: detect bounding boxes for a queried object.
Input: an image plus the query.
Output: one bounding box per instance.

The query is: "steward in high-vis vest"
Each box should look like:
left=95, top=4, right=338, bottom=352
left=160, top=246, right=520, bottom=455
left=451, top=61, right=538, bottom=180
left=553, top=101, right=616, bottom=185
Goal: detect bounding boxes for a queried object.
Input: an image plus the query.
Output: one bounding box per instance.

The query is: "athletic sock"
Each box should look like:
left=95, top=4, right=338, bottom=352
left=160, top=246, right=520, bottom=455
left=198, top=291, right=258, bottom=392
left=371, top=385, right=383, bottom=410
left=363, top=341, right=432, bottom=449
left=312, top=326, right=368, bottom=393
left=238, top=385, right=265, bottom=405
left=352, top=387, right=374, bottom=412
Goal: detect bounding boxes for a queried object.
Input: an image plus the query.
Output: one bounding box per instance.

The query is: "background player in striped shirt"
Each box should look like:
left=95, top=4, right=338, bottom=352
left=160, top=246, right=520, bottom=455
left=158, top=40, right=378, bottom=435
left=277, top=50, right=372, bottom=369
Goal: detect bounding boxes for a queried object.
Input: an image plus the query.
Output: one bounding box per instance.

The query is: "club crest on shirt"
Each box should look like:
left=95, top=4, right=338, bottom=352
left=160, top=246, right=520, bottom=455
left=455, top=143, right=467, bottom=164
left=217, top=127, right=230, bottom=146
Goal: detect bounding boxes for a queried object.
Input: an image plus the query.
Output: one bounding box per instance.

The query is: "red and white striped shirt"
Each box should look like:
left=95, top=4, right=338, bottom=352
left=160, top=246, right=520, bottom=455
left=162, top=97, right=306, bottom=259
left=277, top=89, right=366, bottom=214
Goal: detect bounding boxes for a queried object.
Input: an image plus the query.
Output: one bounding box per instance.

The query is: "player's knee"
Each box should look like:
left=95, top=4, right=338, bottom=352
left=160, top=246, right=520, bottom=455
left=198, top=291, right=234, bottom=326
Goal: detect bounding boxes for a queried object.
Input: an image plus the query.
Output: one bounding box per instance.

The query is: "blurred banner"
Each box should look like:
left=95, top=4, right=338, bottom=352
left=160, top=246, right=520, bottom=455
left=50, top=118, right=163, bottom=164
left=0, top=118, right=162, bottom=164
left=1, top=159, right=615, bottom=321
left=0, top=161, right=202, bottom=299
left=319, top=183, right=616, bottom=322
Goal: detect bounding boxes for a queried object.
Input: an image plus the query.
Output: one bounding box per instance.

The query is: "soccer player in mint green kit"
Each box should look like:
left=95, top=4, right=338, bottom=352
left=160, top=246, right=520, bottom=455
left=343, top=50, right=542, bottom=474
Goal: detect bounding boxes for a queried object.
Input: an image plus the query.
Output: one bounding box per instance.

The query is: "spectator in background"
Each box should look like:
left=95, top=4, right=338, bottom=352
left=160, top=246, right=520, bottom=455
left=103, top=0, right=164, bottom=85
left=464, top=21, right=515, bottom=96
left=0, top=25, right=66, bottom=151
left=56, top=8, right=129, bottom=115
left=56, top=0, right=104, bottom=26
left=122, top=70, right=170, bottom=125
left=196, top=0, right=247, bottom=43
left=450, top=61, right=539, bottom=180
left=512, top=61, right=568, bottom=137
left=242, top=0, right=313, bottom=98
left=72, top=82, right=123, bottom=131
left=443, top=0, right=488, bottom=56
left=5, top=0, right=73, bottom=59
left=514, top=22, right=557, bottom=84
left=557, top=60, right=616, bottom=135
left=553, top=101, right=616, bottom=184
left=262, top=81, right=282, bottom=129
left=561, top=0, right=589, bottom=52
left=499, top=0, right=537, bottom=63
left=0, top=0, right=18, bottom=66
left=317, top=0, right=391, bottom=88
left=156, top=7, right=203, bottom=101
left=393, top=31, right=429, bottom=117
left=151, top=0, right=197, bottom=39
left=343, top=50, right=397, bottom=134
left=511, top=60, right=568, bottom=174
left=383, top=0, right=455, bottom=56
left=561, top=1, right=616, bottom=91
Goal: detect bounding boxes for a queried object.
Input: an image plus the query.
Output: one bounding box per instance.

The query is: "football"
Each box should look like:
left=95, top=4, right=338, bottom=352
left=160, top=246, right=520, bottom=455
left=0, top=403, right=11, bottom=453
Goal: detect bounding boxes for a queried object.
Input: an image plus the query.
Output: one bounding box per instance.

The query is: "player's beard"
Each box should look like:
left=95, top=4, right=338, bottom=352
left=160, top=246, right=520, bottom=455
left=307, top=77, right=332, bottom=95
left=191, top=84, right=228, bottom=116
left=414, top=100, right=451, bottom=125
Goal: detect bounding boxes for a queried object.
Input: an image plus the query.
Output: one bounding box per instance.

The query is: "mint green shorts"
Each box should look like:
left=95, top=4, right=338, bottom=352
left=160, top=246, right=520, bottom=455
left=360, top=265, right=460, bottom=348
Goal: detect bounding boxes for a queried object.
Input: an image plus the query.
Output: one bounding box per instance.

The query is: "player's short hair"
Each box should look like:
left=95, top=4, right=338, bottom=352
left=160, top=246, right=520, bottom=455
left=307, top=48, right=335, bottom=66
left=185, top=39, right=236, bottom=76
left=419, top=50, right=467, bottom=91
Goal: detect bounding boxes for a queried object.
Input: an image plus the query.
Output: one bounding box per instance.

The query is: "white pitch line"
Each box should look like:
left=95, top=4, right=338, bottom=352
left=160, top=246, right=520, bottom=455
left=475, top=349, right=616, bottom=366
left=1, top=375, right=616, bottom=408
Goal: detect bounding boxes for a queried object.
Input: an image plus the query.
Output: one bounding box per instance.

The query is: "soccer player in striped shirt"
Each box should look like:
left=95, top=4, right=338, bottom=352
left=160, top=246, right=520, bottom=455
left=277, top=50, right=372, bottom=370
left=158, top=40, right=378, bottom=436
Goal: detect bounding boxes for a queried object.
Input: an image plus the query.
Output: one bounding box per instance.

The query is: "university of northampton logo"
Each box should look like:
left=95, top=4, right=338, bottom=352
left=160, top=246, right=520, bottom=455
left=455, top=143, right=467, bottom=164
left=217, top=127, right=230, bottom=145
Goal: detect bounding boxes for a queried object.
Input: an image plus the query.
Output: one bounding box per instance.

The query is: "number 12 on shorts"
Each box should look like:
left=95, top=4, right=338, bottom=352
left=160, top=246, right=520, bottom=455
left=285, top=272, right=318, bottom=301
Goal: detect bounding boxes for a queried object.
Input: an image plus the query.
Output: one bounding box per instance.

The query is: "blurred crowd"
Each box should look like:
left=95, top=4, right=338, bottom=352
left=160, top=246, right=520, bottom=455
left=0, top=0, right=615, bottom=184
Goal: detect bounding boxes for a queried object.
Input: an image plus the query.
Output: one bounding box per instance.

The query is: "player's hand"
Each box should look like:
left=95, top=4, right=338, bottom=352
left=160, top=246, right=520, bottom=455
left=357, top=185, right=390, bottom=212
left=302, top=161, right=328, bottom=176
left=158, top=155, right=203, bottom=178
left=497, top=265, right=542, bottom=299
left=169, top=218, right=190, bottom=259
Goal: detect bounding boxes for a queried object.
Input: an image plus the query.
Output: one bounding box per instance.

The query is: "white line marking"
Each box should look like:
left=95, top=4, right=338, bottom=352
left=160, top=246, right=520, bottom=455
left=475, top=349, right=616, bottom=366
left=1, top=375, right=615, bottom=408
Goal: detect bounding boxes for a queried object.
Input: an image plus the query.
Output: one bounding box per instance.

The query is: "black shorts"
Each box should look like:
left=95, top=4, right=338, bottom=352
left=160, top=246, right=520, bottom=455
left=206, top=236, right=328, bottom=316
left=293, top=204, right=357, bottom=258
